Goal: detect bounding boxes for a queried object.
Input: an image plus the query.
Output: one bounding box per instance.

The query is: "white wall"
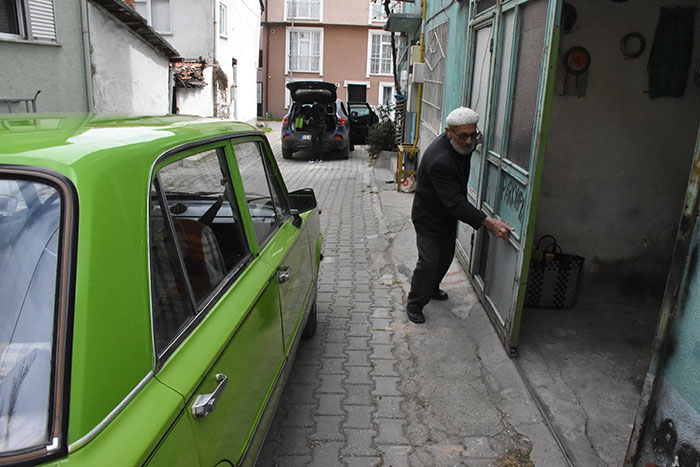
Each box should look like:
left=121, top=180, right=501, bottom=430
left=536, top=0, right=700, bottom=298
left=176, top=69, right=215, bottom=116
left=89, top=3, right=171, bottom=114
left=217, top=0, right=262, bottom=123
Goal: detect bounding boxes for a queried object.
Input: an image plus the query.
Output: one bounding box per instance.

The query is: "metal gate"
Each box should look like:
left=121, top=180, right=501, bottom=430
left=456, top=0, right=560, bottom=354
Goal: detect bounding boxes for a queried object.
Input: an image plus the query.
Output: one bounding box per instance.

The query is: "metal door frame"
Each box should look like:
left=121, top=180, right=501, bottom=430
left=464, top=0, right=561, bottom=353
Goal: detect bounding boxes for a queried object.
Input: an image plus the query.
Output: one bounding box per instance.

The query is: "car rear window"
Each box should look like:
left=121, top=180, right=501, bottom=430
left=0, top=178, right=61, bottom=457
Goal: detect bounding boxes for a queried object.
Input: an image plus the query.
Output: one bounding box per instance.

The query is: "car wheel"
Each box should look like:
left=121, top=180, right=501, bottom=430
left=301, top=297, right=317, bottom=339
left=340, top=146, right=350, bottom=160
left=349, top=142, right=355, bottom=152
left=282, top=148, right=293, bottom=159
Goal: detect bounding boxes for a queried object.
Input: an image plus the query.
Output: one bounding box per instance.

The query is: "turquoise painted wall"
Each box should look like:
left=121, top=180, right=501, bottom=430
left=423, top=0, right=471, bottom=127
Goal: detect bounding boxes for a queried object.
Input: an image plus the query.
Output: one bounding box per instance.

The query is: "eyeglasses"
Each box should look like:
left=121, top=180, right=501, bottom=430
left=451, top=129, right=481, bottom=141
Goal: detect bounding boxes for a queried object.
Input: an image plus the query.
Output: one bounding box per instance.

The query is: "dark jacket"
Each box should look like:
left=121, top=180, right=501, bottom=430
left=411, top=133, right=486, bottom=238
left=311, top=103, right=326, bottom=130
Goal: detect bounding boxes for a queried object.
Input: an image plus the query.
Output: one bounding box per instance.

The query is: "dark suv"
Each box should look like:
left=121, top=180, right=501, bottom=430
left=281, top=81, right=351, bottom=160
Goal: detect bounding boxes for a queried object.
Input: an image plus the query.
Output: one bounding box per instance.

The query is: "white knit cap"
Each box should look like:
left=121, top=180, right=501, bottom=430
left=445, top=107, right=479, bottom=127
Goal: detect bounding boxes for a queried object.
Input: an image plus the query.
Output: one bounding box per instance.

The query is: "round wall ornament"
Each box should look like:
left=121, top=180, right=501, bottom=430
left=620, top=32, right=646, bottom=59
left=563, top=46, right=591, bottom=75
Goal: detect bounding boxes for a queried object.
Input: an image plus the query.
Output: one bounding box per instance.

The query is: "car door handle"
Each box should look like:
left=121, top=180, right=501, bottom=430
left=278, top=266, right=292, bottom=284
left=191, top=373, right=228, bottom=418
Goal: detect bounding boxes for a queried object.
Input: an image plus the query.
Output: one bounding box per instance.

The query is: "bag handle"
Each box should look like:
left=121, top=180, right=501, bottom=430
left=536, top=235, right=563, bottom=254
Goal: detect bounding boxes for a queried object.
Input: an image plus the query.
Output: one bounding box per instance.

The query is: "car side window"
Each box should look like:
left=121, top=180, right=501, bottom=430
left=149, top=146, right=250, bottom=355
left=233, top=141, right=288, bottom=248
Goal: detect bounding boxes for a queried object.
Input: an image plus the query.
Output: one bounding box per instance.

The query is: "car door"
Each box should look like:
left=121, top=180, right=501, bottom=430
left=230, top=138, right=314, bottom=354
left=148, top=140, right=286, bottom=466
left=348, top=102, right=379, bottom=144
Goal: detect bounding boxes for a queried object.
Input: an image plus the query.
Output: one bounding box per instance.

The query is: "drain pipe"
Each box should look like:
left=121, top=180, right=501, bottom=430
left=79, top=0, right=95, bottom=112
left=212, top=0, right=218, bottom=116
left=412, top=0, right=425, bottom=147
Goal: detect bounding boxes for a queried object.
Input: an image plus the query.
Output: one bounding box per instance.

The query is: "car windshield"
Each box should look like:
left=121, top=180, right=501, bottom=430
left=0, top=178, right=60, bottom=455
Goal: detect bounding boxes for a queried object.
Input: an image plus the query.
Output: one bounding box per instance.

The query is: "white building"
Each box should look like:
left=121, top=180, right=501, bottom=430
left=134, top=0, right=264, bottom=122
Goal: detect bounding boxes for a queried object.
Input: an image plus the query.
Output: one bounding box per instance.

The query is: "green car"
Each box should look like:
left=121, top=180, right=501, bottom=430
left=0, top=114, right=322, bottom=466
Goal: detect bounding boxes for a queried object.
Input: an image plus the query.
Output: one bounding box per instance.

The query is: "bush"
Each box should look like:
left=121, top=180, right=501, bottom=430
left=367, top=120, right=397, bottom=158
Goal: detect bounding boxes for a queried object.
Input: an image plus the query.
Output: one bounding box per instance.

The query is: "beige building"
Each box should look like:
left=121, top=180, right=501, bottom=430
left=261, top=0, right=400, bottom=119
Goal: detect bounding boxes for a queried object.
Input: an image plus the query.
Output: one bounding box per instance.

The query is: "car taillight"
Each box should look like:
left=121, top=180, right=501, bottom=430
left=282, top=117, right=288, bottom=125
left=337, top=117, right=346, bottom=126
left=334, top=135, right=343, bottom=140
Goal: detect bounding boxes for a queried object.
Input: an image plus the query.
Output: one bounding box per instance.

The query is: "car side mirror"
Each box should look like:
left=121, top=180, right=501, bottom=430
left=288, top=188, right=317, bottom=214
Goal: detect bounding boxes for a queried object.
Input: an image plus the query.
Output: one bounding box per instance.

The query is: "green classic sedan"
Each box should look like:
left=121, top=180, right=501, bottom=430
left=0, top=114, right=322, bottom=466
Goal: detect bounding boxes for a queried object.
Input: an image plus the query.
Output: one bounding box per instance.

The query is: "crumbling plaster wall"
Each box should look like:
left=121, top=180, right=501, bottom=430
left=536, top=0, right=700, bottom=299
left=89, top=3, right=171, bottom=114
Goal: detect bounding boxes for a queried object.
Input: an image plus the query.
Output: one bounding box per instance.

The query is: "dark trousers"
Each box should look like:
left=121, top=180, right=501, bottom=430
left=407, top=232, right=456, bottom=312
left=311, top=126, right=323, bottom=157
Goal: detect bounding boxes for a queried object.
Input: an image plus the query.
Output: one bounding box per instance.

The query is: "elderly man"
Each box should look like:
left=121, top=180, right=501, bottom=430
left=406, top=106, right=513, bottom=324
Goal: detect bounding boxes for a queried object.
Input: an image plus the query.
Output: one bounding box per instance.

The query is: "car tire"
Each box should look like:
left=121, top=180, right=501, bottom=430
left=301, top=297, right=317, bottom=339
left=349, top=142, right=355, bottom=152
left=340, top=146, right=350, bottom=160
left=282, top=148, right=293, bottom=159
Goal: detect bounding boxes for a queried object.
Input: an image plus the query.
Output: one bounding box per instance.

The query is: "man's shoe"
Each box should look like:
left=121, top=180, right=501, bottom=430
left=407, top=308, right=426, bottom=323
left=432, top=289, right=449, bottom=301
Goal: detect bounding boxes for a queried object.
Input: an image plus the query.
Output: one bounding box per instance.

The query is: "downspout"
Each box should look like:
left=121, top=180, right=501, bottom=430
left=79, top=0, right=95, bottom=112
left=412, top=0, right=426, bottom=147
left=264, top=0, right=270, bottom=117
left=212, top=0, right=218, bottom=117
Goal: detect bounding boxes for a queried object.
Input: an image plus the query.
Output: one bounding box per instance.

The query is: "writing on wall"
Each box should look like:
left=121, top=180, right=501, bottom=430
left=502, top=177, right=525, bottom=222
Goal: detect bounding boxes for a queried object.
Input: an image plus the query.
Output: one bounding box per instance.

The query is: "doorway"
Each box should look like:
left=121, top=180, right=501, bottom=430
left=514, top=2, right=700, bottom=466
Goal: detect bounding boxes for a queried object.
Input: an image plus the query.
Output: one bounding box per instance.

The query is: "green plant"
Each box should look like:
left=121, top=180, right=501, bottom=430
left=367, top=120, right=397, bottom=158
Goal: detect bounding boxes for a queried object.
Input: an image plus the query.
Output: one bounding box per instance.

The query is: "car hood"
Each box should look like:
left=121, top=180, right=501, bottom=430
left=286, top=81, right=337, bottom=103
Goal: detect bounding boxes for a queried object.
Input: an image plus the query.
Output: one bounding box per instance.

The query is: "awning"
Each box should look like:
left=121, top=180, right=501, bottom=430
left=384, top=13, right=422, bottom=34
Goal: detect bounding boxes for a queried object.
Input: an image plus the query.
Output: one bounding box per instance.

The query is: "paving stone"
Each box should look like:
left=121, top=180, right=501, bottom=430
left=318, top=374, right=346, bottom=394
left=374, top=418, right=409, bottom=445
left=307, top=441, right=344, bottom=467
left=278, top=427, right=313, bottom=455
left=344, top=384, right=373, bottom=405
left=376, top=445, right=412, bottom=467
left=374, top=396, right=404, bottom=418
left=309, top=416, right=345, bottom=442
left=282, top=383, right=317, bottom=405
left=347, top=324, right=370, bottom=336
left=346, top=350, right=371, bottom=367
left=272, top=455, right=313, bottom=466
left=317, top=393, right=345, bottom=415
left=372, top=377, right=401, bottom=396
left=288, top=364, right=321, bottom=384
left=341, top=428, right=379, bottom=457
left=320, top=357, right=346, bottom=375
left=324, top=342, right=346, bottom=358
left=369, top=318, right=393, bottom=331
left=345, top=366, right=372, bottom=384
left=343, top=456, right=382, bottom=467
left=347, top=336, right=370, bottom=350
left=344, top=405, right=375, bottom=429
left=371, top=359, right=399, bottom=377
left=370, top=344, right=394, bottom=360
left=369, top=330, right=393, bottom=345
left=281, top=403, right=315, bottom=428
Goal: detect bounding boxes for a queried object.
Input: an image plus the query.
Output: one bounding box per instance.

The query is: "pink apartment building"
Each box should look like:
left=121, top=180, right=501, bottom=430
left=261, top=0, right=399, bottom=120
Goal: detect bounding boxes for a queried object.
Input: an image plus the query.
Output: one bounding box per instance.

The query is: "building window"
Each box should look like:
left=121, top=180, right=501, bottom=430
left=369, top=0, right=401, bottom=23
left=286, top=0, right=320, bottom=20
left=368, top=31, right=393, bottom=75
left=134, top=0, right=171, bottom=34
left=0, top=0, right=57, bottom=42
left=287, top=27, right=322, bottom=74
left=219, top=3, right=227, bottom=37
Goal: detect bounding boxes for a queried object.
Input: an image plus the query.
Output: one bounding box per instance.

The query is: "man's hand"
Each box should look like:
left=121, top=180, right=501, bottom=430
left=482, top=217, right=514, bottom=240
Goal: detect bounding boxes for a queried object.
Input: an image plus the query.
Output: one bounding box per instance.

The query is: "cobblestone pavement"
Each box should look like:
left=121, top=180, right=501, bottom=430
left=256, top=122, right=565, bottom=467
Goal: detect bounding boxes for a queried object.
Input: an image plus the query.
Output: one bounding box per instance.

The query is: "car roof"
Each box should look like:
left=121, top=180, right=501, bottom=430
left=0, top=113, right=259, bottom=176
left=286, top=81, right=337, bottom=103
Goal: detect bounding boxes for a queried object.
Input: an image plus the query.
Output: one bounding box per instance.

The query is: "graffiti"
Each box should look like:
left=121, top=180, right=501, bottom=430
left=502, top=178, right=525, bottom=222
left=650, top=418, right=700, bottom=467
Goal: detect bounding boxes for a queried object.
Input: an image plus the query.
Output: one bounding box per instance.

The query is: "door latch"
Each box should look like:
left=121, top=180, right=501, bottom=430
left=278, top=266, right=292, bottom=284
left=191, top=373, right=228, bottom=418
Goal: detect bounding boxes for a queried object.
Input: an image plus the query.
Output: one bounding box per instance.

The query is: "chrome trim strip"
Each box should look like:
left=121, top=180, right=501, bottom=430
left=68, top=372, right=155, bottom=452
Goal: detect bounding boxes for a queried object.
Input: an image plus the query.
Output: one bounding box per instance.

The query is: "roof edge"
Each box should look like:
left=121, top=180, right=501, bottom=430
left=88, top=0, right=181, bottom=58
